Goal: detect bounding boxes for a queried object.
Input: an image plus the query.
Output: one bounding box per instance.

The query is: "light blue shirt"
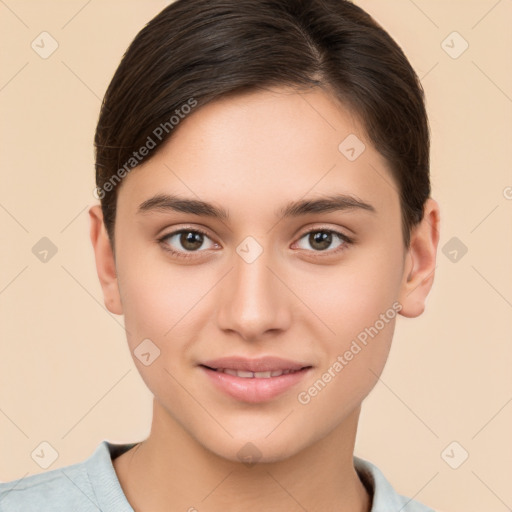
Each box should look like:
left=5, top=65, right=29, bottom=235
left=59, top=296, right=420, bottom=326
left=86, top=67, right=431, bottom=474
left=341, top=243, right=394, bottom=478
left=0, top=441, right=436, bottom=511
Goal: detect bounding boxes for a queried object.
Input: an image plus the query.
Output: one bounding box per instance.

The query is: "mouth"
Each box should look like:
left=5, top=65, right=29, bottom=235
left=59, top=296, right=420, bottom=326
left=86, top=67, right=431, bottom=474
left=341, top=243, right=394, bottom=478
left=198, top=357, right=313, bottom=403
left=199, top=355, right=312, bottom=373
left=199, top=365, right=310, bottom=378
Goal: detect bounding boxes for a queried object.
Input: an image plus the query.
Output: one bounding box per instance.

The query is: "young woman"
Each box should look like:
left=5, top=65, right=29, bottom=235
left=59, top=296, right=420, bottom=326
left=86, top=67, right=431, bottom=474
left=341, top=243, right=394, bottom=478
left=1, top=1, right=440, bottom=510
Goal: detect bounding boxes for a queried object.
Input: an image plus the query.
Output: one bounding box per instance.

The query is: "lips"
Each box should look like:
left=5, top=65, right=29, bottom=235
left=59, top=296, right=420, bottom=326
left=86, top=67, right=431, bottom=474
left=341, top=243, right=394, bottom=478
left=203, top=368, right=302, bottom=378
left=199, top=356, right=313, bottom=402
left=200, top=355, right=311, bottom=374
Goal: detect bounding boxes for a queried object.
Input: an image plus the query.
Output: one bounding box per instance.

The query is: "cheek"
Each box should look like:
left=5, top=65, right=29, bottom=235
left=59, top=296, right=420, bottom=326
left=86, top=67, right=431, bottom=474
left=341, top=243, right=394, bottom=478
left=304, top=249, right=403, bottom=338
left=115, top=268, right=191, bottom=399
left=115, top=247, right=216, bottom=364
left=297, top=271, right=399, bottom=419
left=119, top=274, right=174, bottom=343
left=117, top=240, right=192, bottom=329
left=298, top=245, right=403, bottom=391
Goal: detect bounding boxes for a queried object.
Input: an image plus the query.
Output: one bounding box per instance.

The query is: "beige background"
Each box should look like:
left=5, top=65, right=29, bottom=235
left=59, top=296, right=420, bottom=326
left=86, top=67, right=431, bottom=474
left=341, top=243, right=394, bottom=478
left=1, top=1, right=511, bottom=511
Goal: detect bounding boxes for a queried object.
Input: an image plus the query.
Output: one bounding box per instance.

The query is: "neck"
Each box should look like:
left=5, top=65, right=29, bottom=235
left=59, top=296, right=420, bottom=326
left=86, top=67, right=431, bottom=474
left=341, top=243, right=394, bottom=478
left=113, top=399, right=371, bottom=512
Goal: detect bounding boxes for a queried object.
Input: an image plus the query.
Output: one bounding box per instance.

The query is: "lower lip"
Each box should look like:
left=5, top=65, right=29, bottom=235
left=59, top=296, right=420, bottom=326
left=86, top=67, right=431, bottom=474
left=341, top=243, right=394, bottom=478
left=200, top=365, right=312, bottom=403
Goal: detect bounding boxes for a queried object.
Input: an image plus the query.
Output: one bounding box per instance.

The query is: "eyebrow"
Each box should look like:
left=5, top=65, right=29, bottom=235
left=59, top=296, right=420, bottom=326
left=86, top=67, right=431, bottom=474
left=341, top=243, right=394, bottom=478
left=137, top=192, right=376, bottom=220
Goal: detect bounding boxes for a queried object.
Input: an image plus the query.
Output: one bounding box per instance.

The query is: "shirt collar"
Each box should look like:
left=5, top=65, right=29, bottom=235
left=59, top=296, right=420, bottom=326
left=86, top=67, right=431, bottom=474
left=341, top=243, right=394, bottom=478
left=354, top=455, right=433, bottom=511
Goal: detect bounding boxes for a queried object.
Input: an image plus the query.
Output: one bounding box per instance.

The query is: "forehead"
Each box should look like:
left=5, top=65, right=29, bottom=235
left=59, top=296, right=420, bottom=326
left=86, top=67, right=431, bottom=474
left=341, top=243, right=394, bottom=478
left=117, top=86, right=399, bottom=221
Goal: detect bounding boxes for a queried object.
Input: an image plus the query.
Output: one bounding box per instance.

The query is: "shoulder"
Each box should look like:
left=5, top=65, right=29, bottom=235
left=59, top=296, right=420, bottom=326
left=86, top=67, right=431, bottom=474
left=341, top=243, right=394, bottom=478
left=0, top=452, right=96, bottom=512
left=354, top=455, right=439, bottom=512
left=0, top=441, right=136, bottom=512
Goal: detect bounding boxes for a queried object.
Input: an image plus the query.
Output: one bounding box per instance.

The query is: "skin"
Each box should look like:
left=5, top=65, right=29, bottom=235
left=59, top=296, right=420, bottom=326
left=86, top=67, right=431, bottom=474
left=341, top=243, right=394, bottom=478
left=89, top=85, right=440, bottom=512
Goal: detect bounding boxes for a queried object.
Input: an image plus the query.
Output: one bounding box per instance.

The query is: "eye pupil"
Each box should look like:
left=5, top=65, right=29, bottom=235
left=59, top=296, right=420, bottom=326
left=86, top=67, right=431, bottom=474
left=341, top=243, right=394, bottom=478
left=310, top=231, right=332, bottom=251
left=181, top=231, right=203, bottom=250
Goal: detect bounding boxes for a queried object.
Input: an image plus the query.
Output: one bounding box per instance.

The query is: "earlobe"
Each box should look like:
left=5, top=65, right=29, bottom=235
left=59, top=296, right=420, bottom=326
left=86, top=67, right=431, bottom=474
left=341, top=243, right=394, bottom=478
left=398, top=198, right=440, bottom=318
left=88, top=205, right=123, bottom=315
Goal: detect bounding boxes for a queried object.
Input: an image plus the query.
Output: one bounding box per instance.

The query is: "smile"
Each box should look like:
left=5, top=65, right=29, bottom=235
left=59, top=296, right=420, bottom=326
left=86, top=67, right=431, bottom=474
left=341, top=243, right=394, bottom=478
left=200, top=365, right=312, bottom=403
left=204, top=367, right=303, bottom=378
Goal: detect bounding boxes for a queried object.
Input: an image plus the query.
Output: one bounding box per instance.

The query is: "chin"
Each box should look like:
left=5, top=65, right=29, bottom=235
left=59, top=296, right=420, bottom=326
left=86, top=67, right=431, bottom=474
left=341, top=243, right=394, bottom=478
left=195, top=427, right=309, bottom=467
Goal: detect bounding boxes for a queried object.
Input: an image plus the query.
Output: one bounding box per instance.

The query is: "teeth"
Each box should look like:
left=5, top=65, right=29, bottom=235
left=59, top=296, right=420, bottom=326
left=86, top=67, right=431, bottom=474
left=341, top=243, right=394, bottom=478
left=236, top=370, right=254, bottom=378
left=254, top=371, right=272, bottom=378
left=217, top=368, right=298, bottom=378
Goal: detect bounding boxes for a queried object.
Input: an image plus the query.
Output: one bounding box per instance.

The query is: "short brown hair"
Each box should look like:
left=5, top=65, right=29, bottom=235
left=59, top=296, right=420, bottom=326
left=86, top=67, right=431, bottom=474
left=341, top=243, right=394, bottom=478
left=94, top=0, right=431, bottom=249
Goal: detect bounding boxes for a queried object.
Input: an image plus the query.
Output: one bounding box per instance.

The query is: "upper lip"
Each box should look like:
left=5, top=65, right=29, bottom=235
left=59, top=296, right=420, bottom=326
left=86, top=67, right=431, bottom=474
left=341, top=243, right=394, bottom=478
left=200, top=356, right=311, bottom=372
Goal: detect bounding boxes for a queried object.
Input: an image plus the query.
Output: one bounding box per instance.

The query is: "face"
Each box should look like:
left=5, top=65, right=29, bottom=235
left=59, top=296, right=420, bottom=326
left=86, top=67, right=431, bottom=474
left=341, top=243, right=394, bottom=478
left=94, top=86, right=421, bottom=463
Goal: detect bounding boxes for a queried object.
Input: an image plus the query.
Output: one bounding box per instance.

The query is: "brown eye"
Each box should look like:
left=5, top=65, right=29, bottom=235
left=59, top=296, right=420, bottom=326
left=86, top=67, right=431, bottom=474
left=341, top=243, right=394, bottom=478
left=159, top=229, right=216, bottom=255
left=179, top=231, right=204, bottom=251
left=309, top=231, right=333, bottom=251
left=295, top=229, right=352, bottom=253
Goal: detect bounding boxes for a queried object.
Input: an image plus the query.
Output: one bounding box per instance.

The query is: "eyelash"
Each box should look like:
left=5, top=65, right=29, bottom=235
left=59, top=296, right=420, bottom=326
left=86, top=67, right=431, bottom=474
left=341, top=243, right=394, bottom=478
left=157, top=226, right=354, bottom=260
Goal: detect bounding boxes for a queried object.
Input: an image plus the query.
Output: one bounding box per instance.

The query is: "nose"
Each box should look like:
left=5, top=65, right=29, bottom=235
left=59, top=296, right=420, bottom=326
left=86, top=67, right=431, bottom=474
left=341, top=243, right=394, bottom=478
left=216, top=244, right=292, bottom=342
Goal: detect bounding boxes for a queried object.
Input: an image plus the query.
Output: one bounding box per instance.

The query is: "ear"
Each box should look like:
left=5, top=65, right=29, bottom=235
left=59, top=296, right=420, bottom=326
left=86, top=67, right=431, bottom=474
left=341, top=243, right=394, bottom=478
left=88, top=204, right=123, bottom=315
left=398, top=198, right=440, bottom=318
